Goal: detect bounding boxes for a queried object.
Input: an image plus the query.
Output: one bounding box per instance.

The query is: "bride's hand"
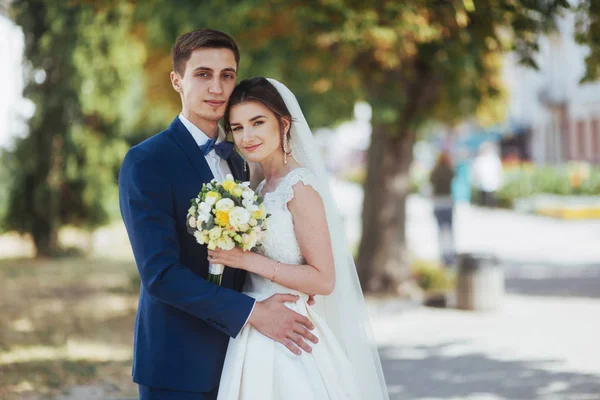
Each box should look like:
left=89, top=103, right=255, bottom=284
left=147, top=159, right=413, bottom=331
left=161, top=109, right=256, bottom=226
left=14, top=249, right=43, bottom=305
left=208, top=247, right=253, bottom=270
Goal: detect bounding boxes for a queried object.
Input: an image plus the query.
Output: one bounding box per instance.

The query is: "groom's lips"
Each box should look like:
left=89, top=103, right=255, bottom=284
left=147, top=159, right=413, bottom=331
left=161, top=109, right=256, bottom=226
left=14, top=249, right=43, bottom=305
left=244, top=144, right=262, bottom=152
left=205, top=100, right=225, bottom=107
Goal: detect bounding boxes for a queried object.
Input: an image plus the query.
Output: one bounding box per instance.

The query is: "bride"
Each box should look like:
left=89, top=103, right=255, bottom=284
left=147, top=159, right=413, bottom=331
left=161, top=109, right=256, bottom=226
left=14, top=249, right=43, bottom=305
left=207, top=78, right=389, bottom=400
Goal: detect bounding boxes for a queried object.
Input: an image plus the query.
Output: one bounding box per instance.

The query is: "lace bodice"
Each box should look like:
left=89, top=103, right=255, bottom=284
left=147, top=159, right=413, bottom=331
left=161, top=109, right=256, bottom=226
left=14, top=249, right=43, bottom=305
left=243, top=167, right=322, bottom=299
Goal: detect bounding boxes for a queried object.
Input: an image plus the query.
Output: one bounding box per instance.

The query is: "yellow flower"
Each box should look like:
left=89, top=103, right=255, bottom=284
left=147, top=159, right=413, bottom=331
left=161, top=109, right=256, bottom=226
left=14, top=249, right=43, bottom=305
left=205, top=191, right=221, bottom=205
left=215, top=210, right=230, bottom=227
left=252, top=204, right=267, bottom=220
left=222, top=180, right=237, bottom=193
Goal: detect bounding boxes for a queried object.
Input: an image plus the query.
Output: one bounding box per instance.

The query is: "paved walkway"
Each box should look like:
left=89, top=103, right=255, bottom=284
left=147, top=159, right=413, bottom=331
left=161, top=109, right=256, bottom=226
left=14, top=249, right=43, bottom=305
left=370, top=295, right=600, bottom=400
left=366, top=193, right=600, bottom=399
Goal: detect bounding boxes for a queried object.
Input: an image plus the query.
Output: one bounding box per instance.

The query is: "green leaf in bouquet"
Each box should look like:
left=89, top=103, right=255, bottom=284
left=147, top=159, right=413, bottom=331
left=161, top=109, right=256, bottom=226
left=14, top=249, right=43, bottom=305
left=204, top=215, right=215, bottom=230
left=186, top=223, right=197, bottom=235
left=232, top=197, right=243, bottom=207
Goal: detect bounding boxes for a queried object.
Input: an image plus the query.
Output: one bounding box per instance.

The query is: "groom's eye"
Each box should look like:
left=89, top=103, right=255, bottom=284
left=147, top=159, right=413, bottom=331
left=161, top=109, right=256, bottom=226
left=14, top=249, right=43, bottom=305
left=196, top=72, right=209, bottom=78
left=223, top=74, right=235, bottom=80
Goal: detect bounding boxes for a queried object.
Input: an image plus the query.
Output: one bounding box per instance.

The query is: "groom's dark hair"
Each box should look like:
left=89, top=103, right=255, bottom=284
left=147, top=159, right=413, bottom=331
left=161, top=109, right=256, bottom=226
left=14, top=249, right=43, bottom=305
left=171, top=29, right=240, bottom=75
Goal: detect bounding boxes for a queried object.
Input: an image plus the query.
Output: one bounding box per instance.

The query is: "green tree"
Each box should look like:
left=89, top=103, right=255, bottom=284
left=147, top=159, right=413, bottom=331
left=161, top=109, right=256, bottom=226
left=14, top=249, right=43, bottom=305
left=138, top=0, right=600, bottom=292
left=5, top=1, right=144, bottom=256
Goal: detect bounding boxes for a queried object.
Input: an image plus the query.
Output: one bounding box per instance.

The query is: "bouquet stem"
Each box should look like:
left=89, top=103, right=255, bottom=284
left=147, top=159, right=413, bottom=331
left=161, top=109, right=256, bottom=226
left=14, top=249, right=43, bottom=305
left=208, top=263, right=225, bottom=286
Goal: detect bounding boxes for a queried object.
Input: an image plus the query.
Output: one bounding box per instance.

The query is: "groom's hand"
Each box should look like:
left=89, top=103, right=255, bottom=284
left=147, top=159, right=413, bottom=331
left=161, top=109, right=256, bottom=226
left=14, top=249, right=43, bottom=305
left=248, top=294, right=319, bottom=355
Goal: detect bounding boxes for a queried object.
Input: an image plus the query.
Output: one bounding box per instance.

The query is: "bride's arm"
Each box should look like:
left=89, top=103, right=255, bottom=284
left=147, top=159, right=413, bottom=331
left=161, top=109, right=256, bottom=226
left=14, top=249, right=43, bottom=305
left=208, top=182, right=336, bottom=296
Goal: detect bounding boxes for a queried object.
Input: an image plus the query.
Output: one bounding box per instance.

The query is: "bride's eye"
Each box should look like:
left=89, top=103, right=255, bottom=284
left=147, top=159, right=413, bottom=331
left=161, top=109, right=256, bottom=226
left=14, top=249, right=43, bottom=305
left=253, top=120, right=264, bottom=127
left=232, top=126, right=243, bottom=132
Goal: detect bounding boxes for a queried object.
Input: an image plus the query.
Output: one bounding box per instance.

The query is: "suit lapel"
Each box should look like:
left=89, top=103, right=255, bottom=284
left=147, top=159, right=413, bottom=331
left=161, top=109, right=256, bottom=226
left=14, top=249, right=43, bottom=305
left=167, top=117, right=214, bottom=184
left=227, top=153, right=245, bottom=182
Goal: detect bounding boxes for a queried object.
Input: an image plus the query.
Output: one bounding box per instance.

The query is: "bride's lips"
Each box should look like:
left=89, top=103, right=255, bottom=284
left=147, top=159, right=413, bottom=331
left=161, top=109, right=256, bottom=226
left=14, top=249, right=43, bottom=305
left=244, top=143, right=262, bottom=152
left=205, top=100, right=225, bottom=107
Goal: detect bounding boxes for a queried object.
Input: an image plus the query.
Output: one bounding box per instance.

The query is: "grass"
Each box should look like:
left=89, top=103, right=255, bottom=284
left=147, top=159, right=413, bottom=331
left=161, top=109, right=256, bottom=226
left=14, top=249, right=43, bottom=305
left=0, top=257, right=140, bottom=399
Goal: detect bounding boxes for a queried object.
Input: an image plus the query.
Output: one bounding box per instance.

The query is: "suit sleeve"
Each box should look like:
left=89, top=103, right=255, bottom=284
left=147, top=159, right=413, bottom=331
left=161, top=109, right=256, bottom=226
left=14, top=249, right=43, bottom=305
left=118, top=151, right=255, bottom=338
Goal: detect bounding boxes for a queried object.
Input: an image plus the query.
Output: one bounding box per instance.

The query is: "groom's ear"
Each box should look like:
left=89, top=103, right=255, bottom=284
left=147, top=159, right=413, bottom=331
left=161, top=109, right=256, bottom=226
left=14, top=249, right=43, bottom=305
left=170, top=71, right=183, bottom=93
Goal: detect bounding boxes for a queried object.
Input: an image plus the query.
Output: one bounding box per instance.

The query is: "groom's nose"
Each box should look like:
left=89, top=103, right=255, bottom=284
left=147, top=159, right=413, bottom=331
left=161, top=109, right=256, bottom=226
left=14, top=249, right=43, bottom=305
left=208, top=77, right=223, bottom=95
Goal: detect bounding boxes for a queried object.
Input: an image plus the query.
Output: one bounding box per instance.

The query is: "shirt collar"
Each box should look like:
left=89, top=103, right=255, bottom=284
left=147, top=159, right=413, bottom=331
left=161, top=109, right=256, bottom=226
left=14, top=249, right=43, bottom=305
left=178, top=113, right=226, bottom=148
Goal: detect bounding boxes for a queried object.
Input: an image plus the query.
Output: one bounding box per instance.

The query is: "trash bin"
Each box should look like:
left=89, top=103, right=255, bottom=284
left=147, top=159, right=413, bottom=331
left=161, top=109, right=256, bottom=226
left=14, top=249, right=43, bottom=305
left=456, top=253, right=504, bottom=311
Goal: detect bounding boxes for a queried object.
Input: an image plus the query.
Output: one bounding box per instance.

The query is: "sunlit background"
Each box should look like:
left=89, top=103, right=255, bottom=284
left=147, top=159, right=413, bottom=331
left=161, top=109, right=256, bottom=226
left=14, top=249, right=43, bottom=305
left=1, top=1, right=600, bottom=399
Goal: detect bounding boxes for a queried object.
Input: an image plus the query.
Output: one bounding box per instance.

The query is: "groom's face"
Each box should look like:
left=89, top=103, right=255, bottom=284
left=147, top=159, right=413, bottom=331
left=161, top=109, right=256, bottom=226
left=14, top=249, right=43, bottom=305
left=171, top=48, right=237, bottom=124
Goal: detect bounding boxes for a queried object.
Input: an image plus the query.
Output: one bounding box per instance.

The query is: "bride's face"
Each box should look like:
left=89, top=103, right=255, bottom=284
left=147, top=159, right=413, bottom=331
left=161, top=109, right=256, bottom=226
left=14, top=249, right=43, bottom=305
left=228, top=101, right=290, bottom=163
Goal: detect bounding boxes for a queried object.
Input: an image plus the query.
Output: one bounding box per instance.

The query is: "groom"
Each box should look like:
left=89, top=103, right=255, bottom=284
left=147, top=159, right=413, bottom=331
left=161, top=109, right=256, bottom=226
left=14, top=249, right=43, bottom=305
left=119, top=29, right=317, bottom=400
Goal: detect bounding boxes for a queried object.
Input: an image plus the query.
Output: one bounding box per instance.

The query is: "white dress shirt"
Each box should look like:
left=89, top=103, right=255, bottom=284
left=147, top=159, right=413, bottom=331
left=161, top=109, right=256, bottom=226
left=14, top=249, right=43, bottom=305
left=178, top=113, right=233, bottom=181
left=178, top=114, right=255, bottom=329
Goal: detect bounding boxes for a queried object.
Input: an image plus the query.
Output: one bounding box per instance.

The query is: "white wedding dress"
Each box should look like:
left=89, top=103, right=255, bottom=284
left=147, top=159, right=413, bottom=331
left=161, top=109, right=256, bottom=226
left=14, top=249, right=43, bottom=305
left=217, top=167, right=363, bottom=400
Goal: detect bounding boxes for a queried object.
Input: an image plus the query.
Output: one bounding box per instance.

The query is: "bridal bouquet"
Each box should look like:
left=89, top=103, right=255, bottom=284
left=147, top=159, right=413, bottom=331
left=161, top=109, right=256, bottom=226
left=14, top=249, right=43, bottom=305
left=186, top=174, right=269, bottom=285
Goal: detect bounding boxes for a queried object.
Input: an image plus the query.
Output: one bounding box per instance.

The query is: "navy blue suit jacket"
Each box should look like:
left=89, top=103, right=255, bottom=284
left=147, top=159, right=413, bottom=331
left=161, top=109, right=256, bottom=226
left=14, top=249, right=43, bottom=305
left=119, top=117, right=255, bottom=393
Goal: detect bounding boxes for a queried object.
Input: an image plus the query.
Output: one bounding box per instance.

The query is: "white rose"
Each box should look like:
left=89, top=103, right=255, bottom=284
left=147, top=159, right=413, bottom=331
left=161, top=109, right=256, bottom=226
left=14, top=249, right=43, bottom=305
left=215, top=198, right=235, bottom=211
left=208, top=226, right=223, bottom=240
left=229, top=207, right=251, bottom=230
left=189, top=216, right=197, bottom=228
left=193, top=231, right=206, bottom=245
left=242, top=189, right=254, bottom=200
left=242, top=197, right=259, bottom=212
left=242, top=231, right=258, bottom=251
left=199, top=202, right=212, bottom=214
left=217, top=235, right=236, bottom=250
left=225, top=174, right=235, bottom=182
left=205, top=195, right=217, bottom=206
left=249, top=218, right=257, bottom=227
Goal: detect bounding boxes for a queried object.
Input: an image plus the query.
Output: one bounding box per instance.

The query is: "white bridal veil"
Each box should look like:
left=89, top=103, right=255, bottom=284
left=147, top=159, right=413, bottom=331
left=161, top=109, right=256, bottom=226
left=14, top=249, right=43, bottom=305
left=267, top=78, right=389, bottom=400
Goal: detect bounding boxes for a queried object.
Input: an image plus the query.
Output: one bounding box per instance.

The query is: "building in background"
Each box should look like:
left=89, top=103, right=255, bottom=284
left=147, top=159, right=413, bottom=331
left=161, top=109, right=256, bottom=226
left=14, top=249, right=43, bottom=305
left=503, top=10, right=600, bottom=164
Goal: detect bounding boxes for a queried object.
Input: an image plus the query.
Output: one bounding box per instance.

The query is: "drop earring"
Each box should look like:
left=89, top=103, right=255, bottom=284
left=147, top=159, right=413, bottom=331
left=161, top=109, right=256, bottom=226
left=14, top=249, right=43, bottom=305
left=283, top=131, right=290, bottom=164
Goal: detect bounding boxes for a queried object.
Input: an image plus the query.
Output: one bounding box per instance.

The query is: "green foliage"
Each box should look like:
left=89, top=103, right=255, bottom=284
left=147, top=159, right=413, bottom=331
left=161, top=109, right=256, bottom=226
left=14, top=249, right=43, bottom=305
left=411, top=260, right=454, bottom=293
left=4, top=1, right=144, bottom=255
left=496, top=163, right=600, bottom=207
left=575, top=0, right=600, bottom=83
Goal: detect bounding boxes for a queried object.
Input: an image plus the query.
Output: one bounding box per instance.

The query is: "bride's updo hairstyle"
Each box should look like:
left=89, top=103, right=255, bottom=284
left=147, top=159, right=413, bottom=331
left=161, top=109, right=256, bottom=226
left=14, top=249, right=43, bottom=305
left=224, top=77, right=293, bottom=142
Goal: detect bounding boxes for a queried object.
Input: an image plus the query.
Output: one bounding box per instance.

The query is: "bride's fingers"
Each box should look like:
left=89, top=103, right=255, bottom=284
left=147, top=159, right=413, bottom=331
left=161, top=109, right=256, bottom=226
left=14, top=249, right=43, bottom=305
left=207, top=254, right=220, bottom=263
left=295, top=324, right=318, bottom=344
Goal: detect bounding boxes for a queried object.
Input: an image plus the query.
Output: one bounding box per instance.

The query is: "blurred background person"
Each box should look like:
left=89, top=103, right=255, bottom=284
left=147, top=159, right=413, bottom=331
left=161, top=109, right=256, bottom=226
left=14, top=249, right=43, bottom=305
left=429, top=150, right=455, bottom=267
left=471, top=142, right=503, bottom=208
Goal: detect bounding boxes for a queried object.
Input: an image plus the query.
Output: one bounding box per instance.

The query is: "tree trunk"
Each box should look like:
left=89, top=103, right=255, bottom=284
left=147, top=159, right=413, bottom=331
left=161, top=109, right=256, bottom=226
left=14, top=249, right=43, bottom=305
left=32, top=222, right=58, bottom=258
left=357, top=124, right=415, bottom=293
